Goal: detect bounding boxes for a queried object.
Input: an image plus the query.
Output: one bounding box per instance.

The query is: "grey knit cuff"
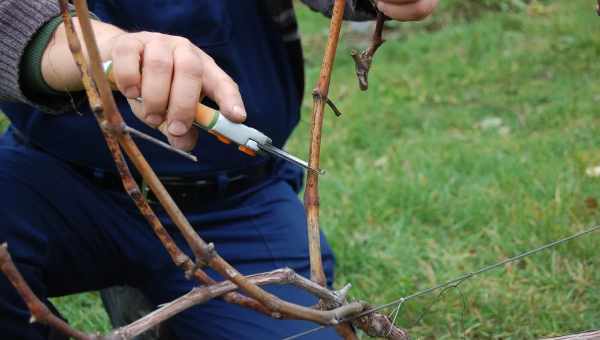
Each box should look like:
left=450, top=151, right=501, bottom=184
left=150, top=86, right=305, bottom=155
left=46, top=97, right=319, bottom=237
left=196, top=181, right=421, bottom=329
left=0, top=0, right=80, bottom=114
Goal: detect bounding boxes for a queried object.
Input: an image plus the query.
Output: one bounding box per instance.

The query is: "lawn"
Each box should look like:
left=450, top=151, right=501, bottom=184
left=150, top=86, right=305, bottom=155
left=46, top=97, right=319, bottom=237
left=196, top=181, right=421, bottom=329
left=6, top=1, right=600, bottom=338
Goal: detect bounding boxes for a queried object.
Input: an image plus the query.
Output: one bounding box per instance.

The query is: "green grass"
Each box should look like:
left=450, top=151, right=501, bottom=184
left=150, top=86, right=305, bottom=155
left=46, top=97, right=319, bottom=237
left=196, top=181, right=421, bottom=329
left=6, top=1, right=600, bottom=338
left=293, top=1, right=600, bottom=338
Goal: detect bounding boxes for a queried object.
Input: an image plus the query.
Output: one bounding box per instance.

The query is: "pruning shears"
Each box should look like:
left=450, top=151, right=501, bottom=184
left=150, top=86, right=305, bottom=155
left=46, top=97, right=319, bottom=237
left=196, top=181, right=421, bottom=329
left=103, top=61, right=323, bottom=175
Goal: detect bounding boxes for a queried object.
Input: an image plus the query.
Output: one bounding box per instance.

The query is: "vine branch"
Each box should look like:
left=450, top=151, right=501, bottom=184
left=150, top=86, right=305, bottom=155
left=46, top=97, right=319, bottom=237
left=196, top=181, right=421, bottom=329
left=0, top=244, right=99, bottom=340
left=304, top=0, right=346, bottom=289
left=302, top=1, right=406, bottom=339
left=68, top=0, right=373, bottom=328
left=58, top=2, right=266, bottom=315
left=1, top=244, right=362, bottom=340
left=0, top=1, right=410, bottom=339
left=351, top=11, right=386, bottom=90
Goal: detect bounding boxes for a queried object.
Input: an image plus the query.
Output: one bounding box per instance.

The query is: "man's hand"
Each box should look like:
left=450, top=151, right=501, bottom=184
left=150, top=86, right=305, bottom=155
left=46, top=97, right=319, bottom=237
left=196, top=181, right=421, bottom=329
left=376, top=0, right=438, bottom=21
left=42, top=19, right=246, bottom=151
left=109, top=32, right=246, bottom=150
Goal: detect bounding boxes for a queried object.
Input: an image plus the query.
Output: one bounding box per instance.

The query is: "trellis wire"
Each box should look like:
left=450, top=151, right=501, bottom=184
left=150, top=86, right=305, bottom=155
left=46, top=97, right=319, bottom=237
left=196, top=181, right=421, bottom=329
left=283, top=223, right=600, bottom=340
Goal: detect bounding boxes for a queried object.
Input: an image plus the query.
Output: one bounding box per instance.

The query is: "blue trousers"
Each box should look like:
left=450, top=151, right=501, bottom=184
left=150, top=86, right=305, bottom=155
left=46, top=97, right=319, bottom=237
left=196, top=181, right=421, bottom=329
left=0, top=135, right=338, bottom=339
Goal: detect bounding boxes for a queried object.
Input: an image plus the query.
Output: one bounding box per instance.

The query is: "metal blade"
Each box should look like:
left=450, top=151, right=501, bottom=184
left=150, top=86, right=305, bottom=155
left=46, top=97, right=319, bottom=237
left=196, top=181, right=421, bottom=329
left=258, top=143, right=325, bottom=176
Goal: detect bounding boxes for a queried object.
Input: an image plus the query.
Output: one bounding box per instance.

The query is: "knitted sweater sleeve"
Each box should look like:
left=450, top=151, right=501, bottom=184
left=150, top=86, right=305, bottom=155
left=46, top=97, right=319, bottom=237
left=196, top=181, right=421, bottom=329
left=0, top=1, right=78, bottom=113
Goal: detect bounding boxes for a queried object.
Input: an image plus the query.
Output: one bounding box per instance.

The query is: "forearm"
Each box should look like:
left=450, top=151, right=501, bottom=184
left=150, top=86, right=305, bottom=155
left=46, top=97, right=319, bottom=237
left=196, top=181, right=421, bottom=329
left=0, top=0, right=121, bottom=113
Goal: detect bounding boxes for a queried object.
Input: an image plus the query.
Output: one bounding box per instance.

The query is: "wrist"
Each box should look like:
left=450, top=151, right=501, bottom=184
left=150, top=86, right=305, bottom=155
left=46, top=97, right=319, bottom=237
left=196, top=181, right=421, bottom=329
left=21, top=13, right=68, bottom=98
left=41, top=17, right=124, bottom=92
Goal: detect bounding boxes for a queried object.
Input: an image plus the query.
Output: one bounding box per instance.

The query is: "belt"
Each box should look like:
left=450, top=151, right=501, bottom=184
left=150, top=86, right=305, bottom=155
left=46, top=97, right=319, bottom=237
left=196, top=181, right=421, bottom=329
left=10, top=126, right=273, bottom=211
left=72, top=161, right=274, bottom=211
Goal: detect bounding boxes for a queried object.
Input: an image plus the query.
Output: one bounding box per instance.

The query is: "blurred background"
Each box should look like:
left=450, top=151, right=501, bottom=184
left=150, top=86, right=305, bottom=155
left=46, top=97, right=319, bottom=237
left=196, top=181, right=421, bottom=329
left=5, top=0, right=599, bottom=338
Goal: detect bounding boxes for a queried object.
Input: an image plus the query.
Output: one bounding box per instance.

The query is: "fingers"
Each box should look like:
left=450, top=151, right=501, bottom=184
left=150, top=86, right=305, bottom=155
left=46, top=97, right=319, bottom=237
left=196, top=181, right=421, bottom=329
left=126, top=97, right=143, bottom=118
left=165, top=42, right=203, bottom=150
left=377, top=0, right=438, bottom=21
left=111, top=34, right=144, bottom=99
left=163, top=42, right=245, bottom=150
left=165, top=124, right=199, bottom=152
left=110, top=32, right=246, bottom=151
left=140, top=37, right=175, bottom=128
left=196, top=51, right=247, bottom=123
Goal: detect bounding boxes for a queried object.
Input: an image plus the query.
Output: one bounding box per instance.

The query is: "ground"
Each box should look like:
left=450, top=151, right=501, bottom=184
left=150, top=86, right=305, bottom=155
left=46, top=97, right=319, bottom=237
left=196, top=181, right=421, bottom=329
left=3, top=0, right=600, bottom=338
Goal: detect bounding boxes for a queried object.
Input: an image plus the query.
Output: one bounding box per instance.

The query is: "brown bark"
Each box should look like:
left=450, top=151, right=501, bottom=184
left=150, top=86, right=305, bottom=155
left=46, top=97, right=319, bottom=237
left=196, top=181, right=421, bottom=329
left=0, top=2, right=411, bottom=340
left=303, top=1, right=361, bottom=339
left=60, top=0, right=204, bottom=286
left=353, top=310, right=409, bottom=340
left=0, top=244, right=101, bottom=340
left=67, top=0, right=277, bottom=318
left=71, top=0, right=367, bottom=326
left=61, top=0, right=267, bottom=316
left=116, top=135, right=362, bottom=323
left=301, top=1, right=408, bottom=338
left=112, top=268, right=360, bottom=339
left=351, top=11, right=386, bottom=91
left=304, top=0, right=346, bottom=289
left=2, top=242, right=362, bottom=340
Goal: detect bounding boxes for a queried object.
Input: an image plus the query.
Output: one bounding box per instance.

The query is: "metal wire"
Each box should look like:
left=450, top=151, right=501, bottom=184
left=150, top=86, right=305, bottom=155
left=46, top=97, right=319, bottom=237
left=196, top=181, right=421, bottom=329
left=123, top=125, right=198, bottom=162
left=282, top=223, right=600, bottom=340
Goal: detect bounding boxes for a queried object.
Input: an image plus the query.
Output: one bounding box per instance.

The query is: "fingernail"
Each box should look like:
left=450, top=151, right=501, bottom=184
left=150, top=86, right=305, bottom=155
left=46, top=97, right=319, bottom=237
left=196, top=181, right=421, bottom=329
left=146, top=114, right=163, bottom=126
left=168, top=121, right=187, bottom=136
left=232, top=105, right=247, bottom=120
left=124, top=86, right=139, bottom=98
